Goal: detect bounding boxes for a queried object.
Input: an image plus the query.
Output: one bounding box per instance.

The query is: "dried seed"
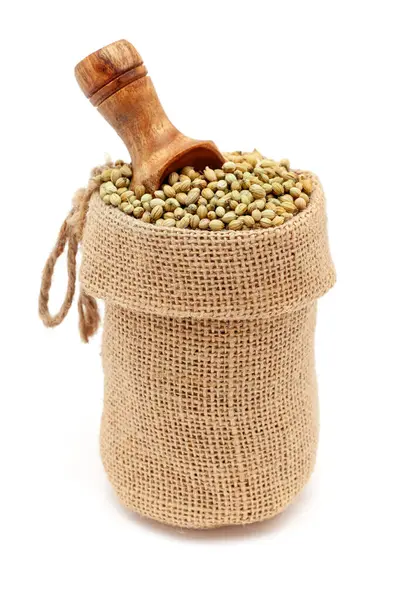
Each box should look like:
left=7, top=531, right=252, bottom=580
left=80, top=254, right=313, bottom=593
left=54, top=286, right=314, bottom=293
left=187, top=188, right=201, bottom=203
left=222, top=211, right=236, bottom=224
left=176, top=215, right=191, bottom=228
left=250, top=184, right=266, bottom=199
left=197, top=204, right=208, bottom=219
left=110, top=193, right=121, bottom=206
left=163, top=185, right=176, bottom=198
left=272, top=182, right=284, bottom=196
left=102, top=181, right=117, bottom=195
left=190, top=214, right=200, bottom=229
left=204, top=167, right=217, bottom=182
left=186, top=204, right=197, bottom=214
left=141, top=194, right=152, bottom=204
left=230, top=180, right=241, bottom=191
left=120, top=190, right=135, bottom=202
left=235, top=203, right=248, bottom=216
left=101, top=169, right=112, bottom=182
left=281, top=201, right=296, bottom=213
left=280, top=158, right=290, bottom=169
left=199, top=218, right=210, bottom=230
left=240, top=190, right=253, bottom=205
left=272, top=215, right=285, bottom=226
left=217, top=179, right=228, bottom=191
left=120, top=164, right=132, bottom=177
left=174, top=207, right=185, bottom=219
left=188, top=169, right=199, bottom=180
left=181, top=166, right=194, bottom=176
left=222, top=161, right=236, bottom=173
left=192, top=177, right=207, bottom=189
left=149, top=198, right=165, bottom=209
left=176, top=193, right=188, bottom=205
left=201, top=187, right=214, bottom=201
left=209, top=219, right=225, bottom=231
left=254, top=199, right=266, bottom=210
left=283, top=180, right=295, bottom=192
left=228, top=219, right=243, bottom=230
left=295, top=197, right=307, bottom=210
left=179, top=179, right=191, bottom=193
left=168, top=172, right=179, bottom=185
left=259, top=172, right=270, bottom=183
left=123, top=203, right=134, bottom=214
left=151, top=206, right=164, bottom=220
left=111, top=169, right=122, bottom=184
left=165, top=198, right=180, bottom=211
left=262, top=209, right=276, bottom=219
left=242, top=215, right=255, bottom=228
left=115, top=177, right=130, bottom=188
left=134, top=184, right=145, bottom=199
left=260, top=159, right=275, bottom=168
left=302, top=179, right=313, bottom=195
left=225, top=173, right=237, bottom=185
left=133, top=206, right=144, bottom=218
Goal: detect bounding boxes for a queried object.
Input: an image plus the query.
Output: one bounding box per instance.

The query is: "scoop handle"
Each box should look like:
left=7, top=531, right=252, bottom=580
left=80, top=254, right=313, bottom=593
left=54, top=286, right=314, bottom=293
left=75, top=39, right=148, bottom=106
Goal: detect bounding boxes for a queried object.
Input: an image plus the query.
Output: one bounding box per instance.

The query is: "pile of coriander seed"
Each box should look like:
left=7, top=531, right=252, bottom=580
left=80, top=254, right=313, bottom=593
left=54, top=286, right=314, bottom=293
left=97, top=150, right=313, bottom=230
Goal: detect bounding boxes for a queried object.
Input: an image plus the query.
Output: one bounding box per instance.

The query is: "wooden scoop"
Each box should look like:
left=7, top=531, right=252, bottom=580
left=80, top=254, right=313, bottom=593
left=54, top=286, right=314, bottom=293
left=75, top=40, right=224, bottom=191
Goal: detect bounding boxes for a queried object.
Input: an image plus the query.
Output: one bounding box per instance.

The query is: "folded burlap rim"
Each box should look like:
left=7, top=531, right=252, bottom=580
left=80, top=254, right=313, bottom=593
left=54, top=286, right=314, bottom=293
left=81, top=172, right=335, bottom=320
left=39, top=167, right=336, bottom=336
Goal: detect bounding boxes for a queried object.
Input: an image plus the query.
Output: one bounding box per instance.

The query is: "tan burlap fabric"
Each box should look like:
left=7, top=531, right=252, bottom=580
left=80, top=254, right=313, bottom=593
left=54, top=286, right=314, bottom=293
left=76, top=172, right=335, bottom=528
left=39, top=170, right=334, bottom=528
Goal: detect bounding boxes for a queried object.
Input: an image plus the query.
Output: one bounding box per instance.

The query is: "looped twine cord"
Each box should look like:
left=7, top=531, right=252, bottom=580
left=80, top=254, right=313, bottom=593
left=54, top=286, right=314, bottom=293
left=39, top=167, right=106, bottom=342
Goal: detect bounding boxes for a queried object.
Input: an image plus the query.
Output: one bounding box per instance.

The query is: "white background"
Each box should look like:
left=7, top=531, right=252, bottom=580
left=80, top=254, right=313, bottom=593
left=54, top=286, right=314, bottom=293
left=1, top=0, right=399, bottom=598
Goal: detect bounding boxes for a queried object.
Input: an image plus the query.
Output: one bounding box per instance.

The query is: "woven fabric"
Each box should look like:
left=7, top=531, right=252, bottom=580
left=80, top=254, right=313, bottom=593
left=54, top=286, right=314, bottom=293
left=81, top=173, right=334, bottom=320
left=81, top=173, right=335, bottom=528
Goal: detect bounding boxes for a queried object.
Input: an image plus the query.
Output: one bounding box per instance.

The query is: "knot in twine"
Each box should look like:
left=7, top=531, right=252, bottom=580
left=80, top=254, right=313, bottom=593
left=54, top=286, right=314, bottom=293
left=39, top=169, right=104, bottom=342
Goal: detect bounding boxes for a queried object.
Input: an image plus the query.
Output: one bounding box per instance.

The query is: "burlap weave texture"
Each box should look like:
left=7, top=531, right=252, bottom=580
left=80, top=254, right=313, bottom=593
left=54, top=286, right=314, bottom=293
left=81, top=174, right=335, bottom=528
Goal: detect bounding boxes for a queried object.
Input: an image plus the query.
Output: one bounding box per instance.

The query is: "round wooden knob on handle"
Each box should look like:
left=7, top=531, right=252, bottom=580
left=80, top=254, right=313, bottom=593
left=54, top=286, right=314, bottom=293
left=75, top=40, right=224, bottom=191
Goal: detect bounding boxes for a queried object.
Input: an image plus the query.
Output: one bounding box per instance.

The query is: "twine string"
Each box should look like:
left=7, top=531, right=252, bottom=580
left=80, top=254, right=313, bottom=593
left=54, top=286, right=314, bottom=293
left=38, top=177, right=101, bottom=342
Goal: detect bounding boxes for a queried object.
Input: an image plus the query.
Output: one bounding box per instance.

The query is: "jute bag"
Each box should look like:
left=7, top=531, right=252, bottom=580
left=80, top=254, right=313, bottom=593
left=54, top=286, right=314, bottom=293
left=40, top=169, right=335, bottom=529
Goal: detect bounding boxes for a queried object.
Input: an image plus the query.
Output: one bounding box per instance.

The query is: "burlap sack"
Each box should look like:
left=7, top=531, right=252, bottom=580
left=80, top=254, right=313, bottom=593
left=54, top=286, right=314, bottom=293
left=76, top=172, right=335, bottom=528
